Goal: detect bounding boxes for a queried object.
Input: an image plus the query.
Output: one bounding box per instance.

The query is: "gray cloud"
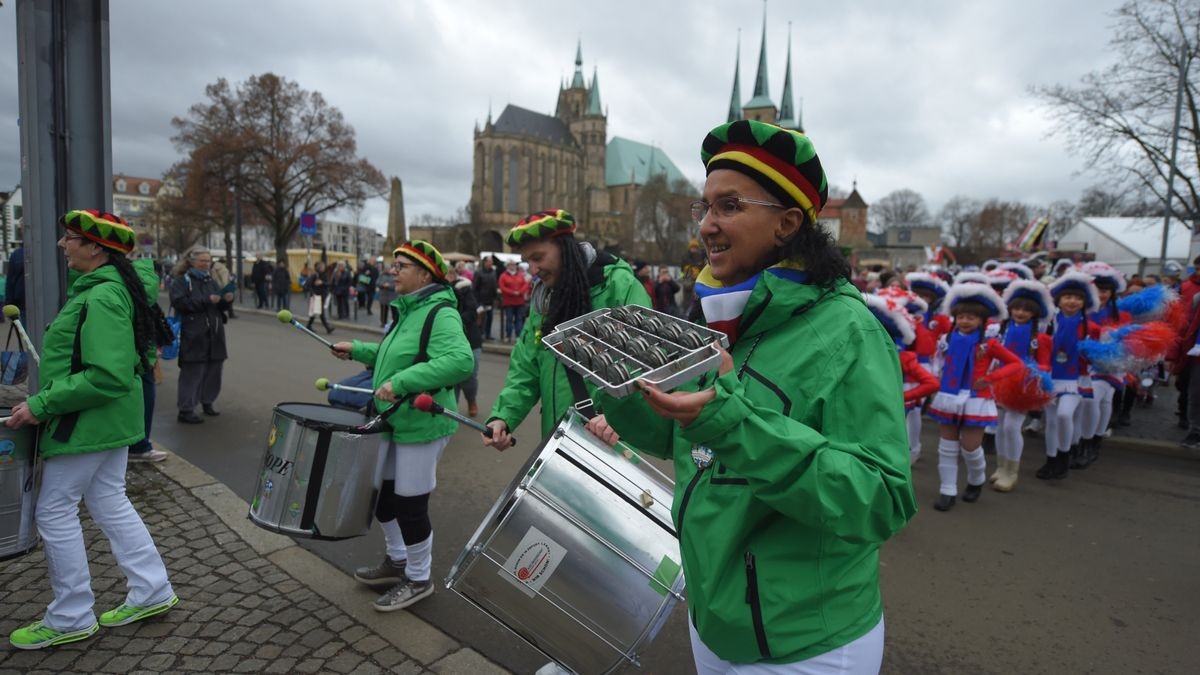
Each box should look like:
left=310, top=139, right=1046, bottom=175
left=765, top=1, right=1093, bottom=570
left=1, top=0, right=1126, bottom=232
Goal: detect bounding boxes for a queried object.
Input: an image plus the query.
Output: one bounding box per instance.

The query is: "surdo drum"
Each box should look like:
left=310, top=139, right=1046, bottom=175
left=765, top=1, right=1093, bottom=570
left=0, top=408, right=37, bottom=561
left=447, top=410, right=685, bottom=674
left=249, top=403, right=388, bottom=540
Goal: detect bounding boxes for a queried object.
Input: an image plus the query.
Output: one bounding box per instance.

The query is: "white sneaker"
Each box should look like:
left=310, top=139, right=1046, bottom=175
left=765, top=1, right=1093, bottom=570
left=1023, top=418, right=1043, bottom=434
left=128, top=449, right=168, bottom=462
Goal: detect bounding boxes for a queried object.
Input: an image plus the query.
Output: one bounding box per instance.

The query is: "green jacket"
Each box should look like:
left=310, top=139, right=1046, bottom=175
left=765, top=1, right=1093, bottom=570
left=350, top=284, right=474, bottom=444
left=134, top=258, right=161, bottom=368
left=488, top=255, right=651, bottom=437
left=28, top=264, right=146, bottom=458
left=599, top=273, right=916, bottom=664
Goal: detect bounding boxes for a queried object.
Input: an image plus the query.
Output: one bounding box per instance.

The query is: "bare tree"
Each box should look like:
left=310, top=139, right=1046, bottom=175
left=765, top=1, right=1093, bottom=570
left=1044, top=199, right=1079, bottom=241
left=974, top=200, right=1032, bottom=249
left=172, top=73, right=388, bottom=262
left=873, top=189, right=931, bottom=230
left=1077, top=185, right=1129, bottom=216
left=631, top=174, right=693, bottom=263
left=937, top=196, right=981, bottom=247
left=1035, top=0, right=1200, bottom=222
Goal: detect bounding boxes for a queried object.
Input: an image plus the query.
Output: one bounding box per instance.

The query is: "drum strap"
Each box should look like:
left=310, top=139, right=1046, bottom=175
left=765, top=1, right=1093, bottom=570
left=367, top=301, right=455, bottom=421
left=565, top=366, right=596, bottom=420
left=51, top=303, right=89, bottom=443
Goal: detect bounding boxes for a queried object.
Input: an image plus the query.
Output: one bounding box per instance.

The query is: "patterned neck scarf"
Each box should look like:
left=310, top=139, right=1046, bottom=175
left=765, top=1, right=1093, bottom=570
left=694, top=262, right=808, bottom=345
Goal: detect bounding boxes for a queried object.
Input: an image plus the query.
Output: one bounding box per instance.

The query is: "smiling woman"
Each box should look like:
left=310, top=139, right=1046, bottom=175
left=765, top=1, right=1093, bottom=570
left=593, top=120, right=916, bottom=675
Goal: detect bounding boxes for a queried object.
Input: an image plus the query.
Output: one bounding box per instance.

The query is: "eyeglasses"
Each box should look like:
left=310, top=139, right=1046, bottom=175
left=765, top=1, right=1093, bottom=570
left=61, top=233, right=85, bottom=242
left=392, top=261, right=419, bottom=272
left=690, top=196, right=784, bottom=223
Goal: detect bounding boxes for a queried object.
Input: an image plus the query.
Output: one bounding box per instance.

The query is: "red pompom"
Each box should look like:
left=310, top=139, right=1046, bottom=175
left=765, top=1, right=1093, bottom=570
left=1164, top=299, right=1189, bottom=332
left=990, top=364, right=1053, bottom=412
left=1124, top=321, right=1175, bottom=362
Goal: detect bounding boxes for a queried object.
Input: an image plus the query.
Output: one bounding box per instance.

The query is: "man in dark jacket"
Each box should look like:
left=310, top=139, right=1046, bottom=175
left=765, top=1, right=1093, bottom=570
left=251, top=257, right=271, bottom=309
left=356, top=259, right=379, bottom=315
left=472, top=255, right=499, bottom=341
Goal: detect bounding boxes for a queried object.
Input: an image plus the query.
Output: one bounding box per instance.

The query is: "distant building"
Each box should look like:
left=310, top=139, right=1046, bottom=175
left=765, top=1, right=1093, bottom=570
left=471, top=41, right=690, bottom=252
left=307, top=219, right=384, bottom=260
left=816, top=186, right=870, bottom=249
left=1057, top=216, right=1190, bottom=276
left=870, top=225, right=943, bottom=270
left=112, top=174, right=182, bottom=257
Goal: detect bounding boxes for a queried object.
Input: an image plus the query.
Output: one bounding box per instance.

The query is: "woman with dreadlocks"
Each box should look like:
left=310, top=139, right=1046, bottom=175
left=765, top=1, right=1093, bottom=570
left=482, top=209, right=651, bottom=449
left=7, top=210, right=177, bottom=650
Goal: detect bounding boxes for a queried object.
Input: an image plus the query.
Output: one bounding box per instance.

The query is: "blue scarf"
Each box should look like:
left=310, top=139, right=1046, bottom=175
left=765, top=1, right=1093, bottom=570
left=1002, top=321, right=1034, bottom=360
left=188, top=268, right=211, bottom=280
left=940, top=329, right=981, bottom=393
left=694, top=263, right=808, bottom=345
left=1052, top=312, right=1083, bottom=380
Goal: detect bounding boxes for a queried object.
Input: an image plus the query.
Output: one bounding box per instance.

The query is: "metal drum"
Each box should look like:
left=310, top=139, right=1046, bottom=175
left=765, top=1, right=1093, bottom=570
left=249, top=403, right=388, bottom=540
left=0, top=408, right=38, bottom=561
left=447, top=410, right=685, bottom=674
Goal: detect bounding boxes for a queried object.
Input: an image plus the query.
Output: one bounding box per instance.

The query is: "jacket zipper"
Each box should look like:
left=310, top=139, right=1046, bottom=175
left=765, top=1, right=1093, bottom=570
left=674, top=465, right=707, bottom=539
left=744, top=551, right=771, bottom=659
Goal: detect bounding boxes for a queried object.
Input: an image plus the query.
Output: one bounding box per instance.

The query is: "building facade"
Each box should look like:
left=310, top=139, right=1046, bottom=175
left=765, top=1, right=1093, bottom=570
left=470, top=42, right=689, bottom=252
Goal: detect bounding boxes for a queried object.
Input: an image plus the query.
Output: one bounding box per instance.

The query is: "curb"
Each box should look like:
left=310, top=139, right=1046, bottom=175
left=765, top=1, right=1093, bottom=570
left=147, top=442, right=511, bottom=674
left=1101, top=434, right=1200, bottom=461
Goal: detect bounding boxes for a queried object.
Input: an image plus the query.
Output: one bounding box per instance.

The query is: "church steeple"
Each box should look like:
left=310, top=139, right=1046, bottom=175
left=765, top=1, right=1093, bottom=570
left=571, top=39, right=586, bottom=89
left=778, top=22, right=797, bottom=130
left=586, top=65, right=603, bottom=116
left=742, top=1, right=777, bottom=122
left=726, top=31, right=742, bottom=123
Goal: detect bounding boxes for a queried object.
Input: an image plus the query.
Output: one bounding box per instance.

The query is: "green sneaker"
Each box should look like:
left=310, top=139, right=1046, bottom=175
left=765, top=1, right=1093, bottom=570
left=98, top=594, right=179, bottom=627
left=9, top=621, right=99, bottom=650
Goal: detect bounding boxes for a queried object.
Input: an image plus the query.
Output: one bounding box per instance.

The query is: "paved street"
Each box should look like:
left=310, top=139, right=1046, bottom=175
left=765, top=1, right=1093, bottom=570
left=4, top=305, right=1199, bottom=674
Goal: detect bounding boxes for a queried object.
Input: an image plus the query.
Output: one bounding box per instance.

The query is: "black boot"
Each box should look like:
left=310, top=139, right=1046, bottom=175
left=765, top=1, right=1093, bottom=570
left=1085, top=436, right=1100, bottom=466
left=1051, top=451, right=1070, bottom=479
left=1070, top=441, right=1089, bottom=470
left=962, top=482, right=984, bottom=503
left=933, top=494, right=956, bottom=511
left=1036, top=456, right=1057, bottom=480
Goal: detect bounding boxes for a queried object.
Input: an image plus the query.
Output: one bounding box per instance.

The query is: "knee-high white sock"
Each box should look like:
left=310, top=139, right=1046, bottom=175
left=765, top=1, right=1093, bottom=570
left=379, top=519, right=407, bottom=562
left=404, top=534, right=433, bottom=582
left=962, top=447, right=987, bottom=486
left=938, top=438, right=960, bottom=496
left=907, top=408, right=923, bottom=464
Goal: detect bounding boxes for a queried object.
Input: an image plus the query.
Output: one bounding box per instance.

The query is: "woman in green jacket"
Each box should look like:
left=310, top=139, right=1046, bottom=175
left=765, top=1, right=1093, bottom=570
left=331, top=241, right=474, bottom=612
left=7, top=210, right=177, bottom=650
left=588, top=121, right=916, bottom=673
left=481, top=209, right=651, bottom=449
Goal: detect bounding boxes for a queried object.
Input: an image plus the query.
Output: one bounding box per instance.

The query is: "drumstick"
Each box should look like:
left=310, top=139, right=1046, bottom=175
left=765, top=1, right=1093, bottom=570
left=314, top=377, right=374, bottom=396
left=413, top=393, right=515, bottom=446
left=3, top=305, right=41, bottom=365
left=0, top=415, right=10, bottom=423
left=276, top=309, right=335, bottom=349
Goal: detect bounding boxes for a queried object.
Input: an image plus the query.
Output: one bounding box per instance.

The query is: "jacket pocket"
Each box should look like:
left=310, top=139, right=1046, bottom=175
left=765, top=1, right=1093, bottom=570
left=744, top=551, right=771, bottom=659
left=51, top=411, right=81, bottom=443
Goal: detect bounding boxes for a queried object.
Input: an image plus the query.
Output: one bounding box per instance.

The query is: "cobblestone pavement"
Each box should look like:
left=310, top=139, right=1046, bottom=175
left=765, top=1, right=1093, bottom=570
left=0, top=456, right=508, bottom=675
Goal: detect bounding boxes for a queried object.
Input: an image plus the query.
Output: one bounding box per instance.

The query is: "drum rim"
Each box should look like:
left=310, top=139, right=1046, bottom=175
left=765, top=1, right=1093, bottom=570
left=271, top=401, right=385, bottom=433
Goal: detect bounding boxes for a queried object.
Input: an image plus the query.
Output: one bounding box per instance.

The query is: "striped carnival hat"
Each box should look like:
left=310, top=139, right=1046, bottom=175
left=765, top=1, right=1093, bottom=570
left=701, top=120, right=828, bottom=225
left=953, top=270, right=991, bottom=286
left=506, top=209, right=577, bottom=247
left=1079, top=261, right=1127, bottom=293
left=393, top=240, right=449, bottom=281
left=986, top=269, right=1019, bottom=292
left=905, top=272, right=951, bottom=302
left=1049, top=270, right=1100, bottom=312
left=998, top=261, right=1035, bottom=280
left=864, top=293, right=916, bottom=346
left=59, top=209, right=136, bottom=254
left=1002, top=279, right=1055, bottom=319
left=944, top=282, right=1008, bottom=321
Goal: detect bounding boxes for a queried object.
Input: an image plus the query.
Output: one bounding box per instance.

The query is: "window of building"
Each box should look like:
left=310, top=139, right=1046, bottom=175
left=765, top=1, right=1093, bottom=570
left=115, top=179, right=126, bottom=193
left=508, top=154, right=520, bottom=214
left=492, top=147, right=504, bottom=211
left=138, top=182, right=150, bottom=195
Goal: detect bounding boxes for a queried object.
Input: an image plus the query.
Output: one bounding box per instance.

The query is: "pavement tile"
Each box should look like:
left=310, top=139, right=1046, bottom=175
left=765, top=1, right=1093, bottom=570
left=0, top=461, right=503, bottom=674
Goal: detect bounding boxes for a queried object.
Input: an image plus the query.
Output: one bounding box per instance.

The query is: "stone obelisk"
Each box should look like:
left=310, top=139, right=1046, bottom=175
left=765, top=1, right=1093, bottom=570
left=386, top=177, right=406, bottom=250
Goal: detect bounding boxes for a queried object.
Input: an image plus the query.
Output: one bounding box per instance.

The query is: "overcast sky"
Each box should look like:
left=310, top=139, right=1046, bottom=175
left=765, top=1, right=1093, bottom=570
left=0, top=0, right=1127, bottom=233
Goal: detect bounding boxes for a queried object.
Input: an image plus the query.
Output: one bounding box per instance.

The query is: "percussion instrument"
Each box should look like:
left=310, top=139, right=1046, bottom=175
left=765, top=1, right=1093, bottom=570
left=0, top=408, right=38, bottom=561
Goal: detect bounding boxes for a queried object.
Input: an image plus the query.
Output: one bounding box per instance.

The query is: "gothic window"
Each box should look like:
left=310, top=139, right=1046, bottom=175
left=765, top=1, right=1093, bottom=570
left=508, top=154, right=520, bottom=214
left=540, top=155, right=547, bottom=196
left=492, top=146, right=503, bottom=211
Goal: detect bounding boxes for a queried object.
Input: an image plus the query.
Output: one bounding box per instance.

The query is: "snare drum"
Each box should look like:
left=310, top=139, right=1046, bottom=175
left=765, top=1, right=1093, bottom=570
left=249, top=403, right=388, bottom=540
left=0, top=408, right=38, bottom=561
left=447, top=410, right=684, bottom=674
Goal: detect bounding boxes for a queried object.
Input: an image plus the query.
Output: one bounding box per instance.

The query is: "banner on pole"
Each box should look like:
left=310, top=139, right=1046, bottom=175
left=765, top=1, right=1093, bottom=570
left=299, top=212, right=317, bottom=237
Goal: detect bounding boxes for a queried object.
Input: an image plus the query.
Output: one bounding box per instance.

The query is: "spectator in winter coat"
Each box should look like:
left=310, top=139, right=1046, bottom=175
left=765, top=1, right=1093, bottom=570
left=251, top=258, right=271, bottom=309
left=170, top=247, right=231, bottom=424
left=272, top=262, right=292, bottom=310
left=654, top=268, right=681, bottom=316
left=498, top=261, right=530, bottom=342
left=447, top=267, right=483, bottom=417
left=331, top=262, right=352, bottom=319
left=472, top=256, right=499, bottom=340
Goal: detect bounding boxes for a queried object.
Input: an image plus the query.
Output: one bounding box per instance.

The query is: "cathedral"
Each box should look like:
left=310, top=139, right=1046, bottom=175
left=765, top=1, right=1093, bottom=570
left=470, top=43, right=689, bottom=250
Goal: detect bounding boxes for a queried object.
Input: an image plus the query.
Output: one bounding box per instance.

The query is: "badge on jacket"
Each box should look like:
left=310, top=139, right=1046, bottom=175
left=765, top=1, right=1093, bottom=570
left=690, top=445, right=713, bottom=469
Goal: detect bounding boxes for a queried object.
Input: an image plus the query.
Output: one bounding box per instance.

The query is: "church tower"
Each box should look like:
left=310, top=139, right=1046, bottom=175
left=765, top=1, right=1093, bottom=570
left=742, top=7, right=777, bottom=123
left=556, top=40, right=590, bottom=125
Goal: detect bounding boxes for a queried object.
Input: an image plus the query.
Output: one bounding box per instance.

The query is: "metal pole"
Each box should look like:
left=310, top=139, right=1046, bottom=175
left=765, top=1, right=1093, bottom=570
left=1160, top=42, right=1189, bottom=273
left=235, top=188, right=243, bottom=303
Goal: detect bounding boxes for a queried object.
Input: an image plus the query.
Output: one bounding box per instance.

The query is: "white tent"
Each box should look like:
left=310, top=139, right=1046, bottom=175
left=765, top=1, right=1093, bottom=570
left=1056, top=217, right=1192, bottom=276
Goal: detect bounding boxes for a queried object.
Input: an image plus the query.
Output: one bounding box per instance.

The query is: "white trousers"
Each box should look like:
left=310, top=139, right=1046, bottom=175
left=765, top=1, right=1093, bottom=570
left=1081, top=379, right=1117, bottom=438
left=376, top=436, right=451, bottom=497
left=37, top=447, right=174, bottom=632
left=995, top=408, right=1025, bottom=462
left=1044, top=394, right=1081, bottom=457
left=690, top=618, right=884, bottom=675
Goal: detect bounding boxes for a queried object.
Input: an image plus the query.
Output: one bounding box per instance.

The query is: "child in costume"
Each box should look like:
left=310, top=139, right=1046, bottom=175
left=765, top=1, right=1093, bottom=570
left=990, top=280, right=1054, bottom=492
left=1076, top=262, right=1129, bottom=469
left=927, top=283, right=1022, bottom=511
left=905, top=272, right=952, bottom=377
left=870, top=290, right=939, bottom=464
left=1038, top=271, right=1100, bottom=480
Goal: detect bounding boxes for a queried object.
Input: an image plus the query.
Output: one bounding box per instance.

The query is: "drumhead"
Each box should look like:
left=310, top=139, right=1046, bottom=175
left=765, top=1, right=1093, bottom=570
left=272, top=402, right=380, bottom=433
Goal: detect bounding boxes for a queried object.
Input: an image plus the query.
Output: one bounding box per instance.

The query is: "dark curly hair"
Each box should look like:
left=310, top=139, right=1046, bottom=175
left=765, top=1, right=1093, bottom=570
left=542, top=234, right=593, bottom=333
left=776, top=216, right=851, bottom=287
left=104, top=254, right=156, bottom=374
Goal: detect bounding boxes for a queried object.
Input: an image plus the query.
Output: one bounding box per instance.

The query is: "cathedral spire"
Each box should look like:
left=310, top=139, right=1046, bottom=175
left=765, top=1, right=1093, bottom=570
left=778, top=22, right=797, bottom=129
left=744, top=1, right=773, bottom=110
left=727, top=30, right=742, bottom=123
left=571, top=38, right=586, bottom=88
left=586, top=65, right=603, bottom=116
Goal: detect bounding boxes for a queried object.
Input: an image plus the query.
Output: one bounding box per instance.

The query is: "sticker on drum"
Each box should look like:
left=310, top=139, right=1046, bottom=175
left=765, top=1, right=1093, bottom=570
left=267, top=425, right=278, bottom=447
left=500, top=525, right=569, bottom=598
left=0, top=439, right=14, bottom=464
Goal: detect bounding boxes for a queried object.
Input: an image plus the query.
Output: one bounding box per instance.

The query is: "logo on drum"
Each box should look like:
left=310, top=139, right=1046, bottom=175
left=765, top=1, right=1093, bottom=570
left=263, top=452, right=294, bottom=477
left=500, top=526, right=567, bottom=598
left=0, top=440, right=15, bottom=465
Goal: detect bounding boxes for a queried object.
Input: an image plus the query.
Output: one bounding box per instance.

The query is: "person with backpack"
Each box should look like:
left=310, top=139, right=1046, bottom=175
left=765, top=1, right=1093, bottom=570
left=6, top=210, right=177, bottom=650
left=330, top=241, right=473, bottom=612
